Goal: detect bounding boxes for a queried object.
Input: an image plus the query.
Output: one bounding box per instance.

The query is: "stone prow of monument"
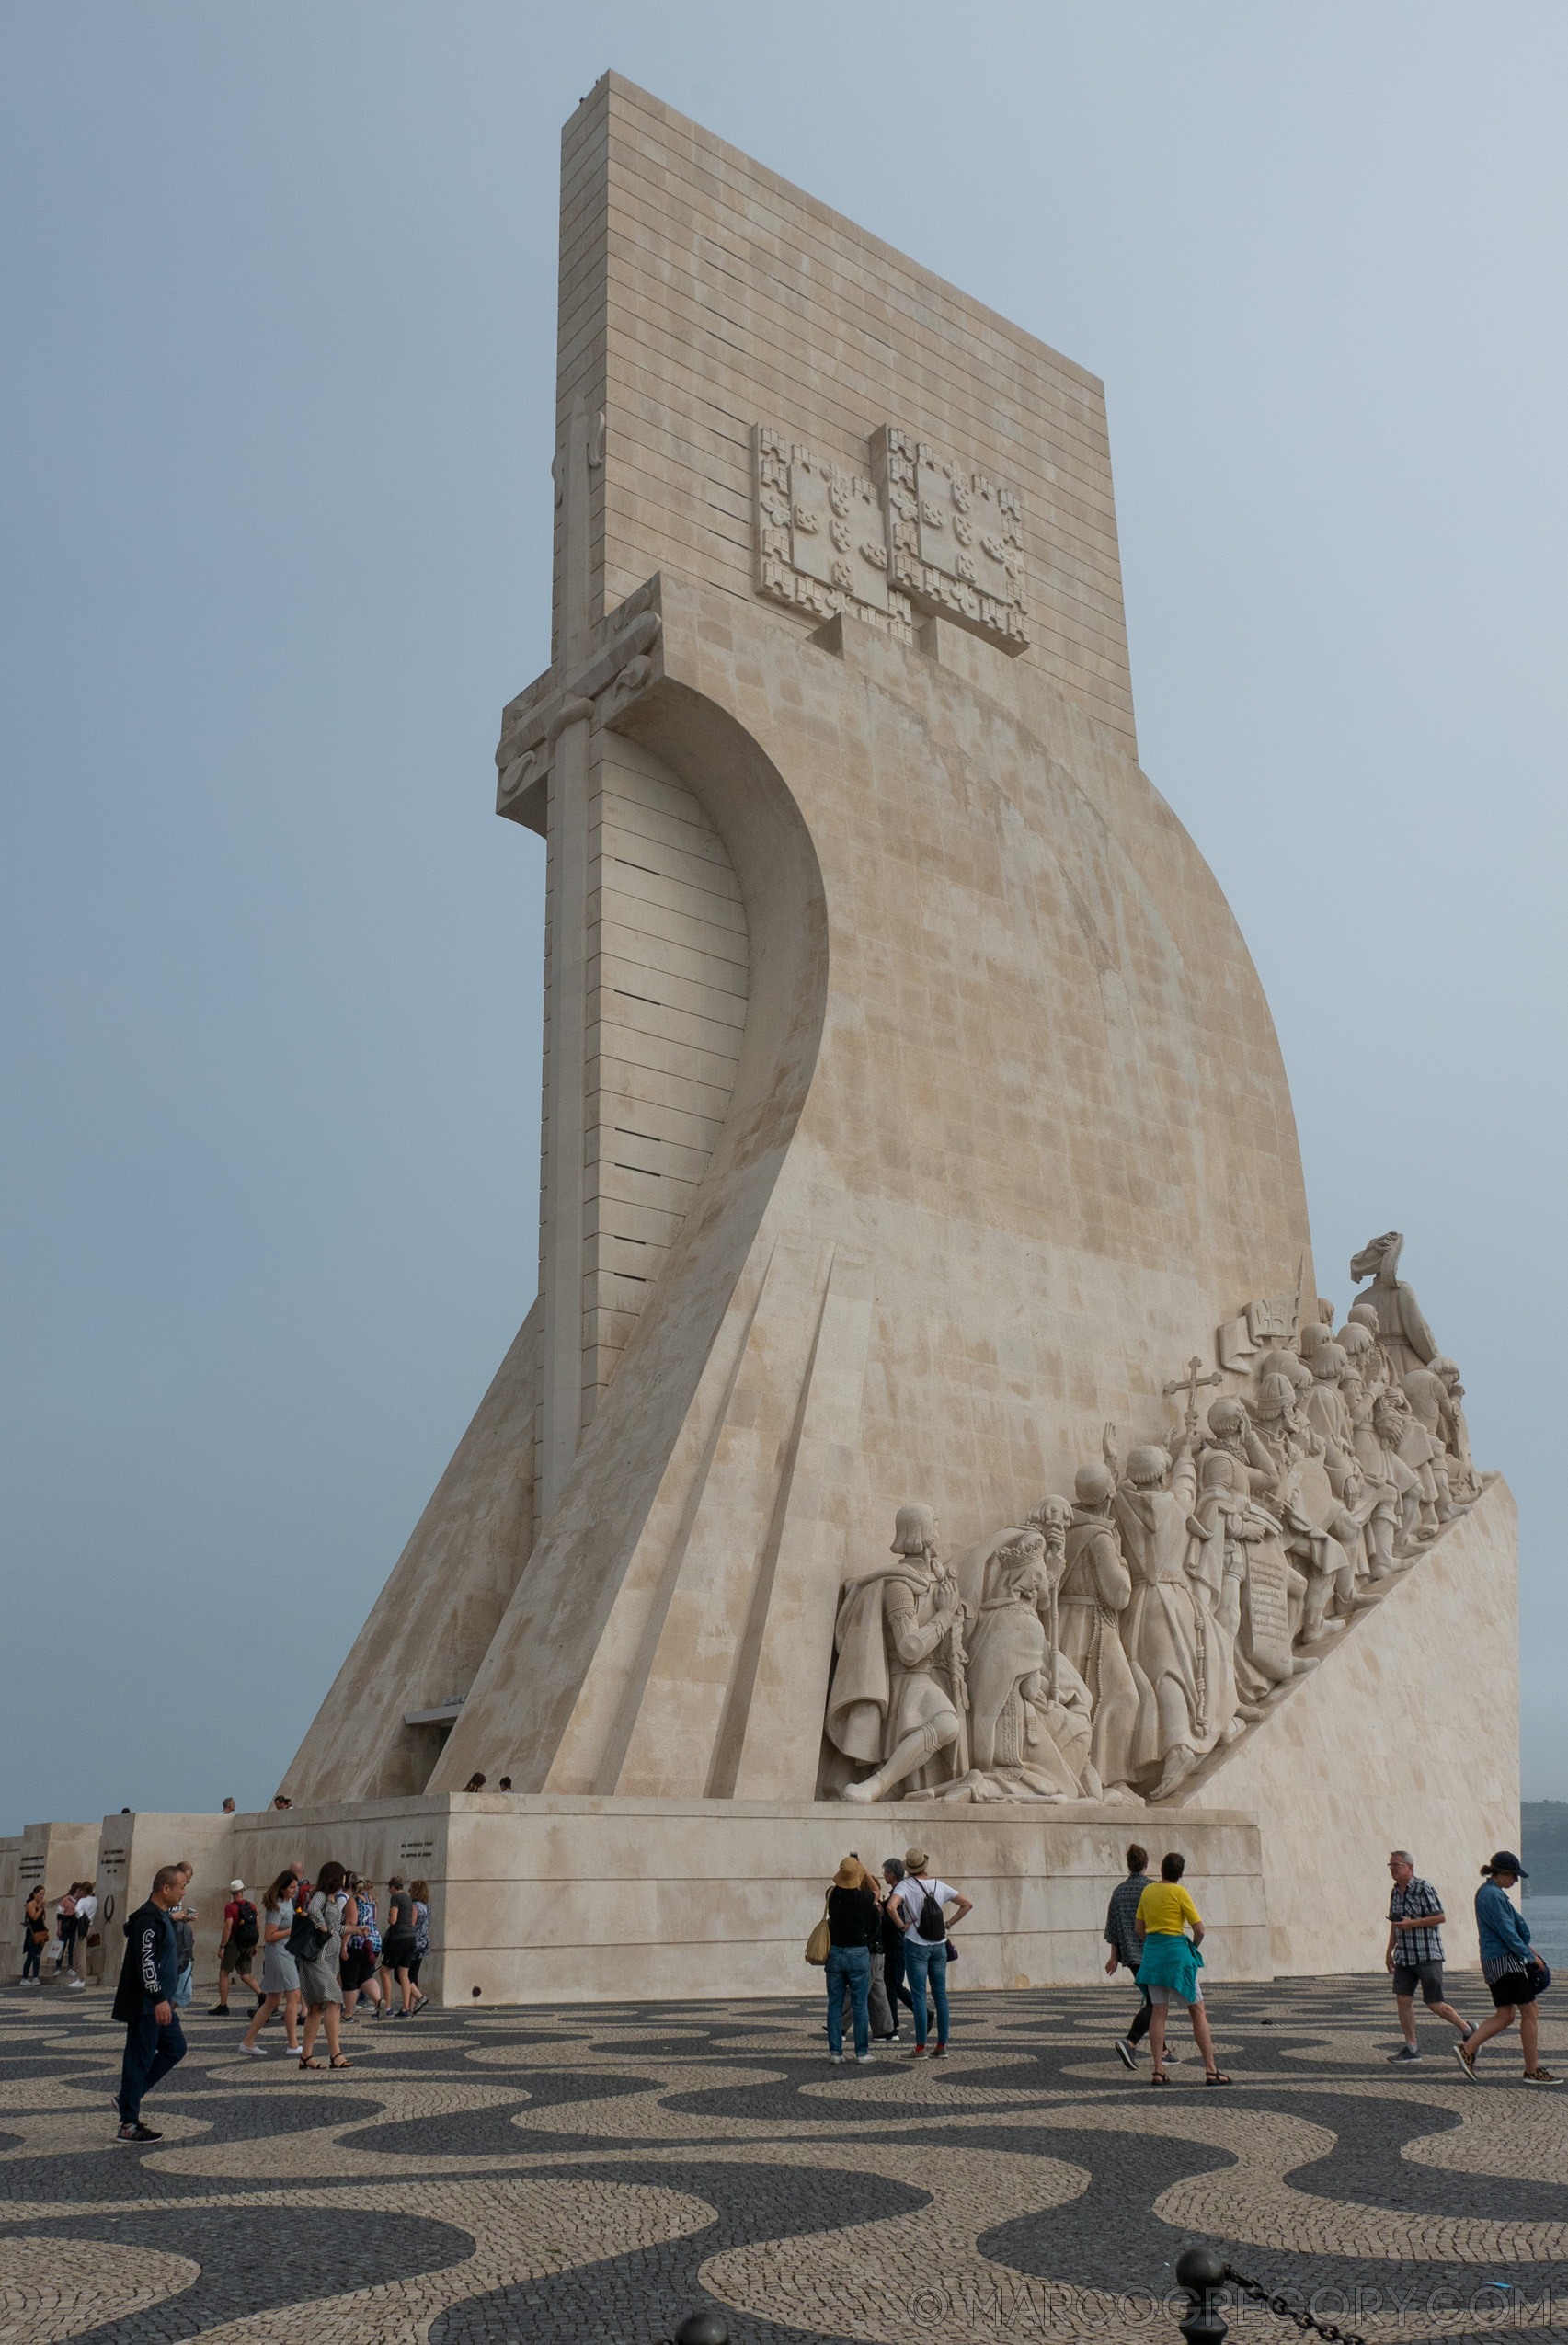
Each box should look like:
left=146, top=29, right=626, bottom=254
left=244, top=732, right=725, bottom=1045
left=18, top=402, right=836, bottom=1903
left=258, top=74, right=1516, bottom=1992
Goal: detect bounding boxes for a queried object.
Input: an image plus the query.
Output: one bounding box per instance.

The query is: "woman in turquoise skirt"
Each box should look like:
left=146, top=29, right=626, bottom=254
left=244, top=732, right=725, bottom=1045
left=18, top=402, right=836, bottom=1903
left=1135, top=1853, right=1230, bottom=2087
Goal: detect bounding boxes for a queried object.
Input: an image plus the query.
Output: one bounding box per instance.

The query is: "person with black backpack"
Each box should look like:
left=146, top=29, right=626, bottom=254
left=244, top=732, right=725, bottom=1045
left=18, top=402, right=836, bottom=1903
left=210, top=1882, right=262, bottom=2014
left=887, top=1846, right=971, bottom=2057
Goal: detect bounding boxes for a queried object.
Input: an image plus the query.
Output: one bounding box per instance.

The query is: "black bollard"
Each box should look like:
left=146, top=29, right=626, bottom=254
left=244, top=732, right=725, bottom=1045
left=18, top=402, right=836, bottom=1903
left=670, top=2314, right=729, bottom=2345
left=1175, top=2248, right=1229, bottom=2345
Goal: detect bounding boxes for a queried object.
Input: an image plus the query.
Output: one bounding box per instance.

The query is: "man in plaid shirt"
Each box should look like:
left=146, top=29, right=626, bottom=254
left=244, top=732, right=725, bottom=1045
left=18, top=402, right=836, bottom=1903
left=1385, top=1850, right=1474, bottom=2062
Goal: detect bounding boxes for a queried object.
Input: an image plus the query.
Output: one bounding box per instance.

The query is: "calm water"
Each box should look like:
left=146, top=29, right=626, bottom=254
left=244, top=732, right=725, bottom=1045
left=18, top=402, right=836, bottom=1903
left=1522, top=1892, right=1568, bottom=1963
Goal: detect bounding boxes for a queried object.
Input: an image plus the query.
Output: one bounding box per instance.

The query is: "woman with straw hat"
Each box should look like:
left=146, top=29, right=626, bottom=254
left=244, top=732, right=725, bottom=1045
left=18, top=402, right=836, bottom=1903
left=822, top=1857, right=880, bottom=2064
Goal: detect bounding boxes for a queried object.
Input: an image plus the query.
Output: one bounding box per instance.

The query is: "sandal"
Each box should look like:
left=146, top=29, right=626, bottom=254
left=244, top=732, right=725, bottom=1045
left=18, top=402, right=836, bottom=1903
left=328, top=2055, right=352, bottom=2069
left=298, top=2057, right=323, bottom=2070
left=1150, top=2071, right=1171, bottom=2087
left=1205, top=2070, right=1232, bottom=2086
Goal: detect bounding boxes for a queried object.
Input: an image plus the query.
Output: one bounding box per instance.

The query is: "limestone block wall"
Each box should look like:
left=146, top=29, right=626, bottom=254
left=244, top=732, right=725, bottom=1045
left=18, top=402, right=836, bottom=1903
left=428, top=576, right=1316, bottom=1804
left=236, top=1793, right=1269, bottom=2006
left=577, top=730, right=750, bottom=1435
left=0, top=1820, right=98, bottom=1983
left=81, top=1812, right=236, bottom=1992
left=1185, top=1478, right=1519, bottom=1977
left=555, top=75, right=1138, bottom=753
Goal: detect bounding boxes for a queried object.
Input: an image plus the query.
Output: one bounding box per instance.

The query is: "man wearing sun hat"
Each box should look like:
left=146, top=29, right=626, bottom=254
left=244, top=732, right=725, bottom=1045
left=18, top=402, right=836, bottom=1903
left=211, top=1881, right=262, bottom=2015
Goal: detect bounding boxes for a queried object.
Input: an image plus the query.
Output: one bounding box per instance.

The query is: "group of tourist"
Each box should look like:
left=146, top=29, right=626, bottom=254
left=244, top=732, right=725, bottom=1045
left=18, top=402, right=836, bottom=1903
left=806, top=1834, right=1554, bottom=2087
left=817, top=1847, right=973, bottom=2060
left=17, top=1880, right=97, bottom=1986
left=1101, top=1839, right=1556, bottom=2086
left=108, top=1857, right=432, bottom=2141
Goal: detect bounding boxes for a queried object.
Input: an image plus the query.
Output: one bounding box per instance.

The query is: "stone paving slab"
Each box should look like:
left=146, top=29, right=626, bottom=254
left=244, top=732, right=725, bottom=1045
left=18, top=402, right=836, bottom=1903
left=2, top=1975, right=1565, bottom=2343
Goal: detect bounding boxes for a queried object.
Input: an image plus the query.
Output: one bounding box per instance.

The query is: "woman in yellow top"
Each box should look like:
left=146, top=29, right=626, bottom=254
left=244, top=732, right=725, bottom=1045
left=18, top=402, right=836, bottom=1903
left=1134, top=1853, right=1230, bottom=2087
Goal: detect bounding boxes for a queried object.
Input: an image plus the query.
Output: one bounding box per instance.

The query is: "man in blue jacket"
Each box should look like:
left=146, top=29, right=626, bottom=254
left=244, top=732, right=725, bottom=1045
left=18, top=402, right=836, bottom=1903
left=112, top=1865, right=188, bottom=2141
left=1455, top=1850, right=1561, bottom=2085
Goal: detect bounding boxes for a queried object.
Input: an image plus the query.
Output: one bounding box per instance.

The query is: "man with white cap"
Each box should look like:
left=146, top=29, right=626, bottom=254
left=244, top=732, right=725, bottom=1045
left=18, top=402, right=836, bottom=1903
left=210, top=1880, right=262, bottom=2014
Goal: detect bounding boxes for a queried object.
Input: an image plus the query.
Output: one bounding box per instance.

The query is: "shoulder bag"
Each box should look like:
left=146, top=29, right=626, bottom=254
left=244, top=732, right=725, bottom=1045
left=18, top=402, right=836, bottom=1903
left=805, top=1893, right=831, bottom=1967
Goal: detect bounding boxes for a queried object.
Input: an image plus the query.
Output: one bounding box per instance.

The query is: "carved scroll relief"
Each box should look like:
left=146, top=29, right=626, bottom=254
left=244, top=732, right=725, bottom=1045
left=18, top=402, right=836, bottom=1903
left=754, top=428, right=913, bottom=640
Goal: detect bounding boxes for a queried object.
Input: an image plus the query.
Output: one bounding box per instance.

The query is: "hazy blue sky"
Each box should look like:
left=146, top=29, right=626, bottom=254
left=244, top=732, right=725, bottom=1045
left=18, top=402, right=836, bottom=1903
left=4, top=3, right=1563, bottom=1833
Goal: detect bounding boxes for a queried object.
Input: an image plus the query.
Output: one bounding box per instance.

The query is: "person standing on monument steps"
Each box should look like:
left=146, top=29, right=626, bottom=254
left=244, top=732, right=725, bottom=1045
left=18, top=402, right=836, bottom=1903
left=112, top=1864, right=187, bottom=2142
left=1383, top=1850, right=1474, bottom=2062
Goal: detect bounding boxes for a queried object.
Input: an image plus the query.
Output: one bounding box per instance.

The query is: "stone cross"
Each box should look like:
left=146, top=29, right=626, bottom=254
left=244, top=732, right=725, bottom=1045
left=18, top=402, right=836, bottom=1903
left=1163, top=1355, right=1223, bottom=1435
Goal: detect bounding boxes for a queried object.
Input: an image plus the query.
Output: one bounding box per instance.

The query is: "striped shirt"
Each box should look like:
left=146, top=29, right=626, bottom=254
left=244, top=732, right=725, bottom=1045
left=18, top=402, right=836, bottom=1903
left=1388, top=1876, right=1444, bottom=1965
left=1104, top=1873, right=1149, bottom=1971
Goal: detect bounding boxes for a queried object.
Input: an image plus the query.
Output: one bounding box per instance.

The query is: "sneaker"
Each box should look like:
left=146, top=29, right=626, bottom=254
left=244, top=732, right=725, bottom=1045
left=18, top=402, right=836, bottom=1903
left=931, top=2043, right=946, bottom=2058
left=827, top=2051, right=843, bottom=2063
left=909, top=2044, right=927, bottom=2058
left=1115, top=2036, right=1137, bottom=2069
left=1453, top=2040, right=1479, bottom=2083
left=1387, top=2043, right=1422, bottom=2063
left=116, top=2122, right=162, bottom=2143
left=208, top=2005, right=229, bottom=2016
left=855, top=2052, right=874, bottom=2064
left=1522, top=2068, right=1563, bottom=2085
left=241, top=2043, right=268, bottom=2057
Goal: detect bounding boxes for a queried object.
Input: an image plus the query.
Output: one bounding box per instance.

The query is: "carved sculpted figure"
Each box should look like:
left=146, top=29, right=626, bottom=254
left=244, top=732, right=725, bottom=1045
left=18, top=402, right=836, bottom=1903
left=828, top=1505, right=967, bottom=1803
left=1110, top=1436, right=1211, bottom=1802
left=962, top=1525, right=1094, bottom=1798
left=818, top=1232, right=1482, bottom=1806
left=1057, top=1463, right=1139, bottom=1796
left=1348, top=1232, right=1438, bottom=1380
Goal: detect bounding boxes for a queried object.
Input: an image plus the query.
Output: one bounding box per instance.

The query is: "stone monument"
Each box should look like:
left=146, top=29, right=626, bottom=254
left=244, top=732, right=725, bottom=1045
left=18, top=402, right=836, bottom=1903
left=22, top=75, right=1516, bottom=1998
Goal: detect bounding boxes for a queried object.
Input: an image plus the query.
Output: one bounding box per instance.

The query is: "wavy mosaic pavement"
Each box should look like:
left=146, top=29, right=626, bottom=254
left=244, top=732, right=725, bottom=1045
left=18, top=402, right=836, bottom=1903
left=2, top=1977, right=1565, bottom=2342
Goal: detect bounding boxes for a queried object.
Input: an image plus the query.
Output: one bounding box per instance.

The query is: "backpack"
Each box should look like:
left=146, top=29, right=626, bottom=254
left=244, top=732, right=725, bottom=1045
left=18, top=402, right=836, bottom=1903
left=910, top=1880, right=947, bottom=1941
left=232, top=1900, right=259, bottom=1949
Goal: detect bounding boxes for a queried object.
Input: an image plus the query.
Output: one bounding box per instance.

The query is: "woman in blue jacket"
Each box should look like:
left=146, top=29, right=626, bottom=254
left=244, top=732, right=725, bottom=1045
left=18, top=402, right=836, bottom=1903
left=1454, top=1851, right=1560, bottom=2084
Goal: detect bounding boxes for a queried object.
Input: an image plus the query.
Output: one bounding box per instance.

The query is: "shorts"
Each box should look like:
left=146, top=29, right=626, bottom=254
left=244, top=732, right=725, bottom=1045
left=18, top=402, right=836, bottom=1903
left=339, top=1944, right=378, bottom=1990
left=1489, top=1969, right=1541, bottom=2008
left=220, top=1938, right=257, bottom=1971
left=1148, top=1982, right=1202, bottom=2007
left=1391, top=1961, right=1446, bottom=2004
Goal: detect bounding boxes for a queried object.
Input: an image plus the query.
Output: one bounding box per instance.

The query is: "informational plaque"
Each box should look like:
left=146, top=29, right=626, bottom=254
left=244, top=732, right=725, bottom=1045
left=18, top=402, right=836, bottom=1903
left=1244, top=1549, right=1294, bottom=1681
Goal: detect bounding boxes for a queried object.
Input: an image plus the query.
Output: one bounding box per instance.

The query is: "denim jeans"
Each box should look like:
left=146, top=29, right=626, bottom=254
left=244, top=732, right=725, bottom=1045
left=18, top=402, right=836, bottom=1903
left=902, top=1939, right=949, bottom=2046
left=21, top=1936, right=42, bottom=1982
left=118, top=2008, right=187, bottom=2122
left=824, top=1945, right=870, bottom=2057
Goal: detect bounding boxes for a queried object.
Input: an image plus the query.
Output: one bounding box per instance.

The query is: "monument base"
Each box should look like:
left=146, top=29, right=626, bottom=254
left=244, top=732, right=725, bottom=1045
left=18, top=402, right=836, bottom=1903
left=221, top=1797, right=1272, bottom=2004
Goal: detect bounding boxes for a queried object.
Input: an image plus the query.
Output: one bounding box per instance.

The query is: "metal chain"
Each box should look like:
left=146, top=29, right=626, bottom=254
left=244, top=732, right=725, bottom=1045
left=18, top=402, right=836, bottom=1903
left=1223, top=2263, right=1366, bottom=2345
